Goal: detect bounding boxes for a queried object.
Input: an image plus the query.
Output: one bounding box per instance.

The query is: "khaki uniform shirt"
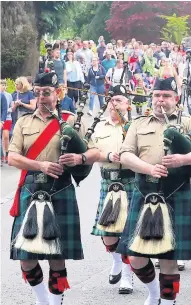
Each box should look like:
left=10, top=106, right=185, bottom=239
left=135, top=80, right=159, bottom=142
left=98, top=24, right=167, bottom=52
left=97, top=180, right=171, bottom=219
left=89, top=117, right=127, bottom=169
left=9, top=109, right=86, bottom=163
left=121, top=112, right=191, bottom=165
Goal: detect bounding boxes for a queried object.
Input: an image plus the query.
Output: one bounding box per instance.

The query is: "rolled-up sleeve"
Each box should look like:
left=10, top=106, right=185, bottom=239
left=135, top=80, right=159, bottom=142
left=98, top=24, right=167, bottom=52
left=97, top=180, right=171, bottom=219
left=8, top=119, right=24, bottom=154
left=120, top=121, right=138, bottom=156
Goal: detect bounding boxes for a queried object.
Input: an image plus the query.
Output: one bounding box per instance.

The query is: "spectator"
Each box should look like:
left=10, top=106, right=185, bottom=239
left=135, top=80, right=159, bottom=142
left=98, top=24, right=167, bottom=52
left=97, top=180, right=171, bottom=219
left=97, top=40, right=106, bottom=61
left=142, top=48, right=157, bottom=77
left=60, top=88, right=76, bottom=114
left=89, top=40, right=97, bottom=54
left=0, top=92, right=8, bottom=166
left=103, top=43, right=117, bottom=59
left=12, top=77, right=36, bottom=120
left=76, top=41, right=93, bottom=69
left=161, top=41, right=171, bottom=58
left=153, top=45, right=165, bottom=65
left=65, top=50, right=84, bottom=105
left=179, top=44, right=186, bottom=57
left=101, top=51, right=117, bottom=72
left=0, top=79, right=14, bottom=163
left=169, top=45, right=183, bottom=71
left=60, top=40, right=68, bottom=60
left=74, top=37, right=83, bottom=49
left=51, top=48, right=67, bottom=86
left=87, top=57, right=106, bottom=116
left=115, top=40, right=124, bottom=54
left=105, top=59, right=125, bottom=89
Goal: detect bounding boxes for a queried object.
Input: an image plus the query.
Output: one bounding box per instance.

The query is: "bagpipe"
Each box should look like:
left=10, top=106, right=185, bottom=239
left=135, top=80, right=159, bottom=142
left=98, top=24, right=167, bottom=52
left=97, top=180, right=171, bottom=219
left=128, top=105, right=191, bottom=256
left=43, top=96, right=92, bottom=188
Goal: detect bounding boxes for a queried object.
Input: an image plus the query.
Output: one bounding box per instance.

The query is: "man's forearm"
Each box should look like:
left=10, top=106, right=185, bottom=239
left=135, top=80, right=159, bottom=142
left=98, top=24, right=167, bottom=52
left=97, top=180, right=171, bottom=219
left=182, top=152, right=191, bottom=166
left=121, top=152, right=153, bottom=175
left=8, top=152, right=42, bottom=171
left=84, top=148, right=100, bottom=165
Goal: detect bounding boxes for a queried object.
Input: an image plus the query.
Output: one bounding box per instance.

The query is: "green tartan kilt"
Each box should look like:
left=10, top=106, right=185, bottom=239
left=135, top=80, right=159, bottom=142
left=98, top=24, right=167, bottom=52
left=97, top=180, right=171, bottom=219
left=10, top=182, right=84, bottom=261
left=91, top=177, right=135, bottom=237
left=117, top=180, right=191, bottom=260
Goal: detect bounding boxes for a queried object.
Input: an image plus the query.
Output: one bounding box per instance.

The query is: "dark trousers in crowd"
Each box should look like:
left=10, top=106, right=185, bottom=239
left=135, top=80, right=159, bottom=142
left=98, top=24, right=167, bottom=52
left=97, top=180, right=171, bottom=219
left=67, top=81, right=82, bottom=104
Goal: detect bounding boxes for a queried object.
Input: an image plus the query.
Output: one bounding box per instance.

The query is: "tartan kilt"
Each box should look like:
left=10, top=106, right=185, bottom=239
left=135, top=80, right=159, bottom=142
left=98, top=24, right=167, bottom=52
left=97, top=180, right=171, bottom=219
left=117, top=179, right=191, bottom=260
left=10, top=182, right=84, bottom=261
left=91, top=177, right=135, bottom=237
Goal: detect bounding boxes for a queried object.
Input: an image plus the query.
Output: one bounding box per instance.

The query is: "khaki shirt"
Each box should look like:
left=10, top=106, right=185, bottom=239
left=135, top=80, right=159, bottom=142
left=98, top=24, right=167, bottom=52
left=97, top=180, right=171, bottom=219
left=9, top=109, right=86, bottom=163
left=121, top=112, right=191, bottom=165
left=89, top=117, right=127, bottom=169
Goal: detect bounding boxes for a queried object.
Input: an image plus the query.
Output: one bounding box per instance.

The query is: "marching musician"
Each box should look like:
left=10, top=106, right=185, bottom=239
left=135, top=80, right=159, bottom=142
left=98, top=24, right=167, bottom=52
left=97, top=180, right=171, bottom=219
left=8, top=71, right=100, bottom=305
left=89, top=85, right=135, bottom=295
left=116, top=77, right=191, bottom=305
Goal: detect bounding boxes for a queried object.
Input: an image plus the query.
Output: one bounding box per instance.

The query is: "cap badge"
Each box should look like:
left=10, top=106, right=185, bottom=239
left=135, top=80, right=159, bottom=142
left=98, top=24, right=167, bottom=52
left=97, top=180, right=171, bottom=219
left=171, top=80, right=176, bottom=91
left=52, top=74, right=58, bottom=85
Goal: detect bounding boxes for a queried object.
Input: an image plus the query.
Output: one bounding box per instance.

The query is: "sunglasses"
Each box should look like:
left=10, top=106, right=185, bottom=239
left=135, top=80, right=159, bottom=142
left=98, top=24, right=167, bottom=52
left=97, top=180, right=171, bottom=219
left=153, top=93, right=173, bottom=98
left=34, top=89, right=55, bottom=97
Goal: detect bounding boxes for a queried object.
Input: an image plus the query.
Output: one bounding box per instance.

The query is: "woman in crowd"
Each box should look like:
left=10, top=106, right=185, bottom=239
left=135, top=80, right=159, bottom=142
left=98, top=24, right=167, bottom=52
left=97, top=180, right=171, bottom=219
left=12, top=77, right=36, bottom=121
left=115, top=40, right=124, bottom=54
left=169, top=45, right=183, bottom=72
left=142, top=48, right=157, bottom=77
left=103, top=43, right=117, bottom=59
left=0, top=79, right=13, bottom=163
left=87, top=57, right=106, bottom=116
left=65, top=50, right=84, bottom=105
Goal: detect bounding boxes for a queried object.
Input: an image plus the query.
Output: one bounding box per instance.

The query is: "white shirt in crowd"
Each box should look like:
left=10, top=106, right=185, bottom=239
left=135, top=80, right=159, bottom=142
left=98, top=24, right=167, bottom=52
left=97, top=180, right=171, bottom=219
left=106, top=67, right=125, bottom=87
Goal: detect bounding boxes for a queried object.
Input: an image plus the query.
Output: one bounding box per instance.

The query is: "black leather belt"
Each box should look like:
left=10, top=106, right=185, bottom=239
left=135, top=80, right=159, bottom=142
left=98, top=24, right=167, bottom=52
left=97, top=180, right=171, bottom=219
left=25, top=171, right=71, bottom=185
left=101, top=168, right=135, bottom=181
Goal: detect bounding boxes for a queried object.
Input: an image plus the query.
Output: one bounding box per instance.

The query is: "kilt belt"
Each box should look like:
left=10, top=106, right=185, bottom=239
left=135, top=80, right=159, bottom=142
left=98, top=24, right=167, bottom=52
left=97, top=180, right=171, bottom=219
left=136, top=173, right=190, bottom=197
left=101, top=168, right=135, bottom=180
left=24, top=171, right=72, bottom=189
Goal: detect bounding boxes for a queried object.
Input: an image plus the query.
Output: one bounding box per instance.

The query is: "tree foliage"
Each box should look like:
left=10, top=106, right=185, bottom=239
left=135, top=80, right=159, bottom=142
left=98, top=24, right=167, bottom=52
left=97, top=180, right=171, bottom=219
left=106, top=1, right=191, bottom=43
left=1, top=1, right=72, bottom=79
left=160, top=14, right=190, bottom=44
left=58, top=2, right=112, bottom=41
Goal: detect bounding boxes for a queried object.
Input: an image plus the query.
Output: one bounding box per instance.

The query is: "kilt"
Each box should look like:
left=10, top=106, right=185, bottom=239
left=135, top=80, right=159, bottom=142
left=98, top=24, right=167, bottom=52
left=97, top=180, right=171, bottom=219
left=91, top=176, right=135, bottom=237
left=10, top=181, right=84, bottom=261
left=117, top=176, right=191, bottom=260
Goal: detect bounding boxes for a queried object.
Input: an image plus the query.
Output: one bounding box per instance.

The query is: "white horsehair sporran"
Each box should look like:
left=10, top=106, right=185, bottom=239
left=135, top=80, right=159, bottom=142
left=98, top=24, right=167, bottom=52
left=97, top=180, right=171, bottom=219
left=14, top=190, right=61, bottom=255
left=97, top=182, right=128, bottom=233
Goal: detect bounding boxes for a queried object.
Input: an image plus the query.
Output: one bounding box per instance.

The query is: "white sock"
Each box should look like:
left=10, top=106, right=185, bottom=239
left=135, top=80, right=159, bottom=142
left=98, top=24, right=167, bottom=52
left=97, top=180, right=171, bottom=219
left=177, top=260, right=184, bottom=265
left=144, top=277, right=160, bottom=305
left=49, top=292, right=64, bottom=305
left=31, top=281, right=49, bottom=304
left=120, top=262, right=133, bottom=289
left=110, top=252, right=122, bottom=275
left=160, top=299, right=176, bottom=304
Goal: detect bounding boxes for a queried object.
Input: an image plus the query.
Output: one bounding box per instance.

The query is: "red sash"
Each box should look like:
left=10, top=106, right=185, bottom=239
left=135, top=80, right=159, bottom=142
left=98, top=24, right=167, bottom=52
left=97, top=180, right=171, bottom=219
left=10, top=119, right=60, bottom=217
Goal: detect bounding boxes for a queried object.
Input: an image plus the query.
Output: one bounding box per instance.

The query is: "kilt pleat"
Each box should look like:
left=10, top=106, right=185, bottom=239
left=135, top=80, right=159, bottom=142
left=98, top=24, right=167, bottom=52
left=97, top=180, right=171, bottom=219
left=117, top=181, right=191, bottom=260
left=91, top=177, right=135, bottom=237
left=10, top=182, right=84, bottom=260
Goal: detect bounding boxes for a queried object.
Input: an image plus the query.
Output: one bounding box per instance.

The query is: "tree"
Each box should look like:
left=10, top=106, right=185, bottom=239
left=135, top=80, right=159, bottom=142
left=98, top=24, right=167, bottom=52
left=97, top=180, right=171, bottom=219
left=57, top=2, right=112, bottom=42
left=160, top=14, right=190, bottom=44
left=1, top=1, right=72, bottom=79
left=106, top=1, right=191, bottom=43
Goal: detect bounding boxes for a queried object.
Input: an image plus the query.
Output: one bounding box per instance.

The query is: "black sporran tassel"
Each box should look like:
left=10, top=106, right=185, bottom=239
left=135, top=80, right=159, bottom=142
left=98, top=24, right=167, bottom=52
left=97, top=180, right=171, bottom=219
left=23, top=203, right=38, bottom=239
left=42, top=204, right=59, bottom=241
left=151, top=205, right=164, bottom=240
left=98, top=198, right=113, bottom=226
left=139, top=206, right=153, bottom=240
left=106, top=198, right=121, bottom=224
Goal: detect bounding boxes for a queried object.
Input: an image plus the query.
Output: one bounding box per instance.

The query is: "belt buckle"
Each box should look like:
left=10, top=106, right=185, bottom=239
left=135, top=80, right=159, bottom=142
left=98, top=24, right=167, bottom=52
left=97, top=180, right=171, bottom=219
left=34, top=173, right=48, bottom=183
left=146, top=175, right=159, bottom=183
left=110, top=171, right=119, bottom=181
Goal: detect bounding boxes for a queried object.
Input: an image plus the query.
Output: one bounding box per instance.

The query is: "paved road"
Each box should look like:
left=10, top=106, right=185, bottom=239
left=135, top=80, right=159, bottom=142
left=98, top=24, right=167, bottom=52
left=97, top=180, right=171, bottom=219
left=1, top=100, right=191, bottom=305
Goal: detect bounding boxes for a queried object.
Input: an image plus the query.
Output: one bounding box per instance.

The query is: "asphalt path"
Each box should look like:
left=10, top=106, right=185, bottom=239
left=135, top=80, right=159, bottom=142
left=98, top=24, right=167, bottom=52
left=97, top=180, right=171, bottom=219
left=1, top=99, right=191, bottom=305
